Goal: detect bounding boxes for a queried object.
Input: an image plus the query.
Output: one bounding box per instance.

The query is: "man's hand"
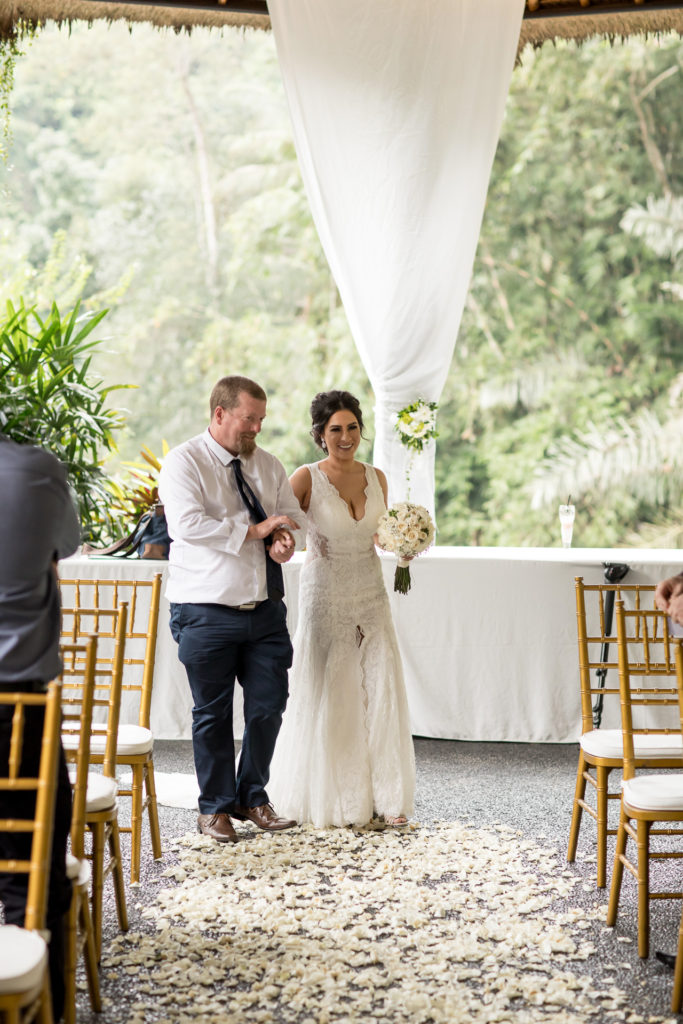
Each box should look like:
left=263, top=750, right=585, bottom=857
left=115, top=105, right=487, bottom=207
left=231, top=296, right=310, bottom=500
left=668, top=593, right=683, bottom=627
left=269, top=530, right=296, bottom=564
left=246, top=515, right=299, bottom=542
left=655, top=574, right=683, bottom=614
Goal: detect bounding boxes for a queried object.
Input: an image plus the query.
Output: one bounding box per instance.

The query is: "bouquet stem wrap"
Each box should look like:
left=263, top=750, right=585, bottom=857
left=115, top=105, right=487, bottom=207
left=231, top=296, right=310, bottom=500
left=395, top=558, right=412, bottom=594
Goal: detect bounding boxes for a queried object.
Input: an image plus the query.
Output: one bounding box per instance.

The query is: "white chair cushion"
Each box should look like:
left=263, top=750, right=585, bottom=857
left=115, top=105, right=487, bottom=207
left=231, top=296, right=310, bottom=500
left=116, top=724, right=153, bottom=756
left=581, top=729, right=683, bottom=760
left=85, top=773, right=118, bottom=812
left=622, top=774, right=683, bottom=811
left=0, top=925, right=47, bottom=994
left=66, top=854, right=91, bottom=886
left=63, top=724, right=153, bottom=757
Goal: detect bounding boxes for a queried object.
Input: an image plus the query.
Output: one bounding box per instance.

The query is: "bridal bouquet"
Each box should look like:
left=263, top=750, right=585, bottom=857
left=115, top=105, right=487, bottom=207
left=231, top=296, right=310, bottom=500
left=376, top=502, right=435, bottom=594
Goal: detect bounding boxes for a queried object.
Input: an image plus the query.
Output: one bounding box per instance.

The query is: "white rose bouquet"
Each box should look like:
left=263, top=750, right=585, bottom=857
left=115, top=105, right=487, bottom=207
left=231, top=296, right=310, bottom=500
left=376, top=502, right=435, bottom=594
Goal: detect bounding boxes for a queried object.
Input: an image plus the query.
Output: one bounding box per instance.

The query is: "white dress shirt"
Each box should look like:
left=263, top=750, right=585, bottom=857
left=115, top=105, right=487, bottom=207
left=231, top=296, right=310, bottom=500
left=159, top=429, right=306, bottom=606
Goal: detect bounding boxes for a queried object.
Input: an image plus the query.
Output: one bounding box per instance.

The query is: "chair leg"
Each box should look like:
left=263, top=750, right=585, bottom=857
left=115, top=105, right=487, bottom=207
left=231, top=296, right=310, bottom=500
left=671, top=904, right=683, bottom=1012
left=110, top=820, right=129, bottom=938
left=37, top=976, right=54, bottom=1024
left=606, top=805, right=629, bottom=927
left=595, top=765, right=611, bottom=889
left=145, top=761, right=163, bottom=863
left=130, top=764, right=144, bottom=885
left=636, top=818, right=651, bottom=959
left=63, top=896, right=78, bottom=1024
left=88, top=820, right=106, bottom=964
left=567, top=752, right=587, bottom=864
left=79, top=889, right=102, bottom=1012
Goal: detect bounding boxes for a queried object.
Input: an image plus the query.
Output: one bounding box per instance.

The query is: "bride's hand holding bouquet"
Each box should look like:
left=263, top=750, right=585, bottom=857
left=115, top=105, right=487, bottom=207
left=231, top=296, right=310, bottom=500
left=376, top=503, right=435, bottom=594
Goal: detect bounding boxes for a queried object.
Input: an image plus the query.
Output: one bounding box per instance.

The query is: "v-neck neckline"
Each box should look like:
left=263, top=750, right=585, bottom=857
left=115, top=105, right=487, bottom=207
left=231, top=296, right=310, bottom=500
left=316, top=462, right=370, bottom=523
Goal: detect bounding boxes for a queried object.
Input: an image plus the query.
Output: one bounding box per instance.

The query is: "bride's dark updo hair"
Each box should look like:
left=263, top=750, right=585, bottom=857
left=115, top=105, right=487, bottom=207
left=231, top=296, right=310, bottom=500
left=310, top=390, right=366, bottom=449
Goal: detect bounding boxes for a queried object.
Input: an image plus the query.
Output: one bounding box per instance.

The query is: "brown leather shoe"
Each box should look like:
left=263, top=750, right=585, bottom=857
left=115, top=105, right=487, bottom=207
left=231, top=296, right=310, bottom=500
left=197, top=812, right=239, bottom=843
left=232, top=803, right=297, bottom=831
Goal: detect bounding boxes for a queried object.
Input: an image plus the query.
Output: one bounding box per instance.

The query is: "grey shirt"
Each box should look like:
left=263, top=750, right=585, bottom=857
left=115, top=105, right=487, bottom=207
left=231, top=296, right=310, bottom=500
left=0, top=438, right=80, bottom=683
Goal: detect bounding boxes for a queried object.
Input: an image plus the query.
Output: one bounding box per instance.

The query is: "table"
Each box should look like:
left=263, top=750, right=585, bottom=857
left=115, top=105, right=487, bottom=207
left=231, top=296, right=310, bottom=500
left=59, top=548, right=683, bottom=743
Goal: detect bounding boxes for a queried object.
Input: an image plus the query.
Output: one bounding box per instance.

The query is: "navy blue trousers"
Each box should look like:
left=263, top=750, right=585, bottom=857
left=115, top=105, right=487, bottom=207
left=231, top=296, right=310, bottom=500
left=170, top=601, right=292, bottom=813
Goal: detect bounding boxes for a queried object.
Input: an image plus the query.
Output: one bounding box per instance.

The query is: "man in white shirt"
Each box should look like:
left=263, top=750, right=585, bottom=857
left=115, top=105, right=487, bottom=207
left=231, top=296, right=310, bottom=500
left=159, top=376, right=305, bottom=842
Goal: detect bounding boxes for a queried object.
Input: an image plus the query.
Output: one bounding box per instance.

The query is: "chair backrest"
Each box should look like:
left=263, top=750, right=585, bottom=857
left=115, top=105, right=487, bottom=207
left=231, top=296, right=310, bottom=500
left=0, top=681, right=63, bottom=931
left=59, top=638, right=97, bottom=860
left=615, top=599, right=681, bottom=779
left=59, top=601, right=128, bottom=778
left=575, top=577, right=657, bottom=733
left=58, top=575, right=162, bottom=730
left=675, top=638, right=683, bottom=733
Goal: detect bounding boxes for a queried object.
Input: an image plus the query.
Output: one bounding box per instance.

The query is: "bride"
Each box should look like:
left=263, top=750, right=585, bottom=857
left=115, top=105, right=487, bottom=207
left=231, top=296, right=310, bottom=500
left=269, top=390, right=415, bottom=827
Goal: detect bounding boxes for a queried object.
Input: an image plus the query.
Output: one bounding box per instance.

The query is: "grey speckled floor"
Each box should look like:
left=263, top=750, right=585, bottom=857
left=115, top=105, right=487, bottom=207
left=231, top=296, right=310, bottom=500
left=79, top=738, right=683, bottom=1021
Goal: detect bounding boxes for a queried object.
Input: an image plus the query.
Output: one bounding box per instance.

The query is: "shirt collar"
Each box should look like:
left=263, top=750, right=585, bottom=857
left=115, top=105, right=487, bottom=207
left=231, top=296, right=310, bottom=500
left=203, top=427, right=234, bottom=467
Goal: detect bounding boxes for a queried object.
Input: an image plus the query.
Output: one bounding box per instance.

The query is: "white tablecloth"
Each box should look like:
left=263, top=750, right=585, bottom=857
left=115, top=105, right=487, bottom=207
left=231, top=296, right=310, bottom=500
left=59, top=548, right=683, bottom=743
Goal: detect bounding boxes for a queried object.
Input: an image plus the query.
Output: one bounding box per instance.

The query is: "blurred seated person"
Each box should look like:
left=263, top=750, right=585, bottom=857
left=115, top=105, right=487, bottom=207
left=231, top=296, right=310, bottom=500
left=0, top=435, right=80, bottom=1021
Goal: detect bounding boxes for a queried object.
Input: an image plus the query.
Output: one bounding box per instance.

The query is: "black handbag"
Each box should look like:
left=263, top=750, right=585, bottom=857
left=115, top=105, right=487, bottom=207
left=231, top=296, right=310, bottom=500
left=82, top=503, right=171, bottom=559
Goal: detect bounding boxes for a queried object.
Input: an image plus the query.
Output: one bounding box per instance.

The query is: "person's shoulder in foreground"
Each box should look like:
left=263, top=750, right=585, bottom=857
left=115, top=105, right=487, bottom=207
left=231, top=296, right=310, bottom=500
left=0, top=435, right=80, bottom=565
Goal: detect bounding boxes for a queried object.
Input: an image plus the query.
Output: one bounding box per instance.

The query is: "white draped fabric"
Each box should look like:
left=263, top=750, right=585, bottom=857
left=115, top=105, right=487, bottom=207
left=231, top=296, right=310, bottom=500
left=268, top=0, right=524, bottom=516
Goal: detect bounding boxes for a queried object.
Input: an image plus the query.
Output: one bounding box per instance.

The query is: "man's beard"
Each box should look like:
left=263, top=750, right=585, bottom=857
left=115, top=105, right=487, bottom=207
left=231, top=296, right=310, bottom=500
left=238, top=436, right=257, bottom=456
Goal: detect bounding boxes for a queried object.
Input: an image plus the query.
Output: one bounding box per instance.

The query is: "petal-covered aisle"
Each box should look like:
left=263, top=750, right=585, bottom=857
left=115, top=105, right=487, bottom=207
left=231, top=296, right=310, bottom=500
left=100, top=820, right=675, bottom=1024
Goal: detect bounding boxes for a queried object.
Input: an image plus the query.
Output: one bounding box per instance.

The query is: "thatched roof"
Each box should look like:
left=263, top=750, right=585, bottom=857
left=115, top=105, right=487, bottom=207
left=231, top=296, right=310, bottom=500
left=2, top=0, right=683, bottom=49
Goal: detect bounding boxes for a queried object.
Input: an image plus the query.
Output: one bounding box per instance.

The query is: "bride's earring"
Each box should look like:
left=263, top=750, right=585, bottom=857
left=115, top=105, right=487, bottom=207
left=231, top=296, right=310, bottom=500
left=321, top=441, right=327, bottom=451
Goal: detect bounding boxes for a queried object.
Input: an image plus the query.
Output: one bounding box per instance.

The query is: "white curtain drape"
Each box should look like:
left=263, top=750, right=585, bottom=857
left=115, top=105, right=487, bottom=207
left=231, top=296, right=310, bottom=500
left=269, top=0, right=524, bottom=517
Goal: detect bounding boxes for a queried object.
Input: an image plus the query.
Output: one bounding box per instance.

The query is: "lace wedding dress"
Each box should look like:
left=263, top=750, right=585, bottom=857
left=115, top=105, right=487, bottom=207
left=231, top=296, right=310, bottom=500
left=269, top=462, right=415, bottom=827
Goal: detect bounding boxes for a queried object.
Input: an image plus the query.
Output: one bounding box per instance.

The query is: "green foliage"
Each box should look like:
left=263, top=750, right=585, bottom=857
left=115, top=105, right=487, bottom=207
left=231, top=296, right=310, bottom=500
left=1, top=25, right=682, bottom=547
left=435, top=35, right=683, bottom=546
left=105, top=443, right=167, bottom=525
left=0, top=20, right=37, bottom=161
left=0, top=297, right=129, bottom=542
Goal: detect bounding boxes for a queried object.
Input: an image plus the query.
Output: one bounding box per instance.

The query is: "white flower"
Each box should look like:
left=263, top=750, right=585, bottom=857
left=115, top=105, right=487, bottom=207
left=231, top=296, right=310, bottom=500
left=97, top=821, right=636, bottom=1024
left=376, top=503, right=435, bottom=560
left=394, top=399, right=439, bottom=454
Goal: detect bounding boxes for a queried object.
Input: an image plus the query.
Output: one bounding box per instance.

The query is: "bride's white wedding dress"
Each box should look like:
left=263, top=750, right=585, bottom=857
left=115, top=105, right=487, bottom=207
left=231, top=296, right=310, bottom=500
left=269, top=461, right=415, bottom=827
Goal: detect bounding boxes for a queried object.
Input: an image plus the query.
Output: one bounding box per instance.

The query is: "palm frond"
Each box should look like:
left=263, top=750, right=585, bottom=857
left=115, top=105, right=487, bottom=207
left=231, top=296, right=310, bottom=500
left=530, top=407, right=683, bottom=510
left=620, top=194, right=683, bottom=264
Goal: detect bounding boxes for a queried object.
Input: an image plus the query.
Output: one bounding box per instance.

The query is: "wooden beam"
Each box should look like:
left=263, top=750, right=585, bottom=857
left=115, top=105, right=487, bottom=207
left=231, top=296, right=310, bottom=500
left=59, top=0, right=683, bottom=16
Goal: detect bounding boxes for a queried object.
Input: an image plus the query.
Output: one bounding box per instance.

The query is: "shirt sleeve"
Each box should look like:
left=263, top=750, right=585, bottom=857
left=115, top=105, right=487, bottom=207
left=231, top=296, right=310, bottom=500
left=56, top=486, right=81, bottom=560
left=273, top=460, right=308, bottom=550
left=159, top=448, right=249, bottom=555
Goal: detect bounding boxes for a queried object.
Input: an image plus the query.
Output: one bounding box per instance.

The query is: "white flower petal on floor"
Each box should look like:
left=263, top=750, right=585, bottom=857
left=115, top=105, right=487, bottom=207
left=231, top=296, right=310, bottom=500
left=100, top=821, right=678, bottom=1023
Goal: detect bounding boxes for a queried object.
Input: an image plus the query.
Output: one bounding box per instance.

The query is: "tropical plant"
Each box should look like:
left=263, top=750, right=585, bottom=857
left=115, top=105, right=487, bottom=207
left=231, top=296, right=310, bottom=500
left=3, top=26, right=683, bottom=547
left=106, top=443, right=168, bottom=523
left=0, top=297, right=129, bottom=542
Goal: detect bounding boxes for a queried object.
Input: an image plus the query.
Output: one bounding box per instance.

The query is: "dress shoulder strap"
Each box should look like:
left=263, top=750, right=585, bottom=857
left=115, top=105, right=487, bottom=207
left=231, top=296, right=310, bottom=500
left=363, top=464, right=388, bottom=510
left=307, top=461, right=325, bottom=496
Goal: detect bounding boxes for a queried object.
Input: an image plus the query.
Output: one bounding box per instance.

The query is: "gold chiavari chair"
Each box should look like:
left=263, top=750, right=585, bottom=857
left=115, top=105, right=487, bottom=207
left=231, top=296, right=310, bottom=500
left=59, top=575, right=163, bottom=885
left=606, top=602, right=683, bottom=958
left=59, top=601, right=129, bottom=961
left=567, top=578, right=682, bottom=888
left=0, top=681, right=62, bottom=1024
left=59, top=639, right=101, bottom=1024
left=670, top=637, right=683, bottom=1013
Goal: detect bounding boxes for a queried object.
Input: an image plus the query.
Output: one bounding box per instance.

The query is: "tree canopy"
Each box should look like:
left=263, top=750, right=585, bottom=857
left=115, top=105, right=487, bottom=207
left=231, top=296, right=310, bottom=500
left=1, top=23, right=681, bottom=547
